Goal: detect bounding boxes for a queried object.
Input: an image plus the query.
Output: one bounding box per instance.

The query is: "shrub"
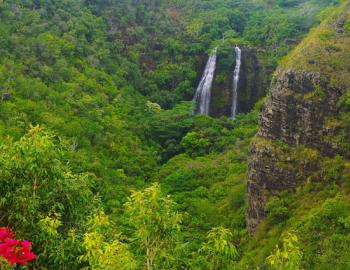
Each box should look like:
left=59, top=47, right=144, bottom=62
left=265, top=197, right=290, bottom=224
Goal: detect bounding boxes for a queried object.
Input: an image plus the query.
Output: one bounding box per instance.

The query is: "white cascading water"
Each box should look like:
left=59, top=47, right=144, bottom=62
left=193, top=48, right=217, bottom=115
left=231, top=46, right=242, bottom=119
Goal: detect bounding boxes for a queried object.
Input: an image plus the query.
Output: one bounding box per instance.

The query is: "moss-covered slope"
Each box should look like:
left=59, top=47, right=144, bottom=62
left=281, top=1, right=350, bottom=89
left=244, top=1, right=350, bottom=268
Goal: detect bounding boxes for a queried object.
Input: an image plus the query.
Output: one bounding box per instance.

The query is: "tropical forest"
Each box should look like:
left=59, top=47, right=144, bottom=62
left=0, top=0, right=349, bottom=269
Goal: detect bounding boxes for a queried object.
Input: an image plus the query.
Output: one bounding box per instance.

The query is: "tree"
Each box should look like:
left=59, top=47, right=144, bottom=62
left=81, top=211, right=136, bottom=270
left=0, top=126, right=97, bottom=268
left=199, top=227, right=239, bottom=270
left=266, top=232, right=303, bottom=270
left=124, top=183, right=182, bottom=270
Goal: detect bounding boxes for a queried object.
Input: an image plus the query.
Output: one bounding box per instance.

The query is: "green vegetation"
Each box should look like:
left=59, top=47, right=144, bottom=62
left=199, top=227, right=239, bottom=270
left=266, top=232, right=303, bottom=270
left=0, top=0, right=348, bottom=269
left=281, top=0, right=350, bottom=89
left=244, top=1, right=350, bottom=269
left=124, top=183, right=182, bottom=270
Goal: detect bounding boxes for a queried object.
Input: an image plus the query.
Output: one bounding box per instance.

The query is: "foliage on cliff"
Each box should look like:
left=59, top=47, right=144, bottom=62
left=245, top=1, right=350, bottom=269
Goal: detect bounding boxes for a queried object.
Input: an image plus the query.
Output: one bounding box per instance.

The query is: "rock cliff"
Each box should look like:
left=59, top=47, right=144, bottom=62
left=210, top=46, right=269, bottom=117
left=237, top=47, right=269, bottom=114
left=247, top=1, right=350, bottom=235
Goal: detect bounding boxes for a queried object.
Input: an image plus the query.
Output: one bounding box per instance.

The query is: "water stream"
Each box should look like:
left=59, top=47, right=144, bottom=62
left=231, top=46, right=241, bottom=119
left=193, top=48, right=217, bottom=115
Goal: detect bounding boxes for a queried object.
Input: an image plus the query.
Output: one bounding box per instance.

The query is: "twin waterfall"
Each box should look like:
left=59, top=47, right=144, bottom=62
left=193, top=48, right=217, bottom=115
left=193, top=46, right=242, bottom=119
left=231, top=46, right=242, bottom=119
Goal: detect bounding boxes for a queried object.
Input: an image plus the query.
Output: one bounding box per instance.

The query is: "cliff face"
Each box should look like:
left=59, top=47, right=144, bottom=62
left=237, top=48, right=269, bottom=114
left=209, top=47, right=232, bottom=117
left=247, top=1, right=350, bottom=235
left=210, top=46, right=269, bottom=117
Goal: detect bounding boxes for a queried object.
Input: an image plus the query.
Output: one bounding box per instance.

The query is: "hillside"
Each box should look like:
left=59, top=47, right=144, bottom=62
left=246, top=1, right=350, bottom=268
left=0, top=0, right=348, bottom=269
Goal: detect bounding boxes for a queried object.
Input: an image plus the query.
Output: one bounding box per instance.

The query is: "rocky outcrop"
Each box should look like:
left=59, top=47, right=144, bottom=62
left=259, top=71, right=346, bottom=152
left=247, top=1, right=350, bottom=235
left=247, top=71, right=344, bottom=234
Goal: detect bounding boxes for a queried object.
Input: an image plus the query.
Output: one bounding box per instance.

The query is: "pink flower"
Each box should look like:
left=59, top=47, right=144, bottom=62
left=0, top=228, right=36, bottom=265
left=0, top=228, right=14, bottom=242
left=21, top=240, right=31, bottom=250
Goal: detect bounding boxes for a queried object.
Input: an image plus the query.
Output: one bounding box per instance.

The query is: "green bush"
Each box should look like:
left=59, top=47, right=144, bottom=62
left=265, top=197, right=290, bottom=224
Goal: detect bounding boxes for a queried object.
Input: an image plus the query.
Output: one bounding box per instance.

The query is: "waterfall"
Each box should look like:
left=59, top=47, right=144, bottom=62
left=231, top=46, right=242, bottom=119
left=193, top=48, right=217, bottom=115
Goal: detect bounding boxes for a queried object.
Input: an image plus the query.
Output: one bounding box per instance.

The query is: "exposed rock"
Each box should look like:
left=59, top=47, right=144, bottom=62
left=247, top=70, right=348, bottom=235
left=1, top=93, right=11, bottom=101
left=209, top=46, right=234, bottom=117
left=247, top=1, right=350, bottom=235
left=237, top=47, right=270, bottom=114
left=337, top=19, right=346, bottom=28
